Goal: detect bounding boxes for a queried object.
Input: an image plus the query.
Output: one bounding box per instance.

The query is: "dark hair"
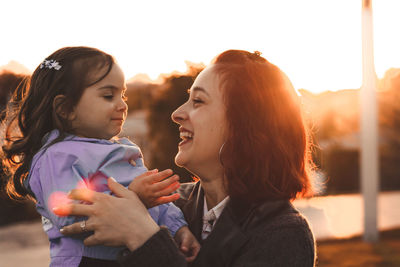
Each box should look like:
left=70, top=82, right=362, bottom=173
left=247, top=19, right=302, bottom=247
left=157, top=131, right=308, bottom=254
left=0, top=71, right=28, bottom=113
left=2, top=46, right=114, bottom=198
left=213, top=50, right=313, bottom=203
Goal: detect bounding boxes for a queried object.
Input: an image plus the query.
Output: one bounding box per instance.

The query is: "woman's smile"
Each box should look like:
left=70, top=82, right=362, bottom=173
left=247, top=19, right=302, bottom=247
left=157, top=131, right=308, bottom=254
left=179, top=127, right=194, bottom=146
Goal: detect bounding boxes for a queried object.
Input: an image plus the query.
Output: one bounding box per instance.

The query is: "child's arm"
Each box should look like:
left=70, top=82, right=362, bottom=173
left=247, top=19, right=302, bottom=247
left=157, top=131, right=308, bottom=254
left=128, top=169, right=200, bottom=261
left=154, top=202, right=200, bottom=261
left=29, top=151, right=89, bottom=240
left=128, top=169, right=181, bottom=208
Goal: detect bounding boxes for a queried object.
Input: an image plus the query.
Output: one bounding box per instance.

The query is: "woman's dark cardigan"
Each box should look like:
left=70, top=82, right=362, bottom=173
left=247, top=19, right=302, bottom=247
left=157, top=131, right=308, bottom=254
left=118, top=182, right=316, bottom=267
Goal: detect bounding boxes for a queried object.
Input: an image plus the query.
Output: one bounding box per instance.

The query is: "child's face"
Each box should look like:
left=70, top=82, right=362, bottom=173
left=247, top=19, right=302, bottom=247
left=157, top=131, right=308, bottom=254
left=70, top=63, right=128, bottom=140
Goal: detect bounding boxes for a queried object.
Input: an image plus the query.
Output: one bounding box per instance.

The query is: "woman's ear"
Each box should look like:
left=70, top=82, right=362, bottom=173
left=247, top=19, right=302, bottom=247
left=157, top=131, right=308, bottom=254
left=53, top=95, right=72, bottom=120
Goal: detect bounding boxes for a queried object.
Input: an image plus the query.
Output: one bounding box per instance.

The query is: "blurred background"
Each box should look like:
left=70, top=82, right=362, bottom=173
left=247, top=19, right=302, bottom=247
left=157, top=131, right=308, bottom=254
left=1, top=0, right=400, bottom=266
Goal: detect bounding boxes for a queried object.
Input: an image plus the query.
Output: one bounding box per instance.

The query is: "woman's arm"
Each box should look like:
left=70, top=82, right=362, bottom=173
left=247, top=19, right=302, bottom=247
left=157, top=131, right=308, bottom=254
left=53, top=178, right=188, bottom=266
left=118, top=227, right=187, bottom=267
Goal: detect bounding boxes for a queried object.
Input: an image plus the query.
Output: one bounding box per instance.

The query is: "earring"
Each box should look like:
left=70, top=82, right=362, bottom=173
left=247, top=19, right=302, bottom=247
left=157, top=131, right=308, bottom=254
left=219, top=142, right=226, bottom=166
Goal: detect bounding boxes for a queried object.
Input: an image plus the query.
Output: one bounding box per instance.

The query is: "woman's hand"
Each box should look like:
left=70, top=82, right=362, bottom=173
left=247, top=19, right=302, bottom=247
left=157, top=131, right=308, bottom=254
left=128, top=169, right=181, bottom=208
left=53, top=177, right=159, bottom=251
left=174, top=226, right=201, bottom=262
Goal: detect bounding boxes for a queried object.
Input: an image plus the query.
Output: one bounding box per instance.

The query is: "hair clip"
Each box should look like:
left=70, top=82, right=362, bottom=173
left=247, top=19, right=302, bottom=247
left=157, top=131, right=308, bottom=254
left=40, top=59, right=62, bottom=70
left=249, top=51, right=265, bottom=62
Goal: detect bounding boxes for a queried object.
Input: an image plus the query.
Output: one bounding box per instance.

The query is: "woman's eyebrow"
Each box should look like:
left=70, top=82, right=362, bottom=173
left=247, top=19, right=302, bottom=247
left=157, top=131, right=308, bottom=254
left=191, top=86, right=210, bottom=96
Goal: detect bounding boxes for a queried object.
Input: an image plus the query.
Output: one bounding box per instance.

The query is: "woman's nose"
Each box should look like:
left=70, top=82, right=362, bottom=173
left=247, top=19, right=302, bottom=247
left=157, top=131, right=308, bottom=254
left=171, top=103, right=187, bottom=124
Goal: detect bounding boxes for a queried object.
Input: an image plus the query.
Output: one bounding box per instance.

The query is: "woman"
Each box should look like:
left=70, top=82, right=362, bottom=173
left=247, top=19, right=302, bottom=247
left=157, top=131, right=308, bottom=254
left=55, top=50, right=316, bottom=266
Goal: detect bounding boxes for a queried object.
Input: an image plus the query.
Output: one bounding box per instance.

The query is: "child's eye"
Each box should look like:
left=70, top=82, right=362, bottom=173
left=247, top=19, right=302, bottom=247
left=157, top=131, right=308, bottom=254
left=122, top=94, right=128, bottom=101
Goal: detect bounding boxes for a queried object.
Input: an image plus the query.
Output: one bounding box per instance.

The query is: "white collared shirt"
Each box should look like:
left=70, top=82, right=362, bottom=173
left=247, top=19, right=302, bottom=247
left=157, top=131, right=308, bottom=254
left=202, top=195, right=230, bottom=240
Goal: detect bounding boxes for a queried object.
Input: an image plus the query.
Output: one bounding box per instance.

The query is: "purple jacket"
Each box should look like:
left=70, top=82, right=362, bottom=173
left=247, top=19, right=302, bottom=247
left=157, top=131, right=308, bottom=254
left=26, top=130, right=187, bottom=267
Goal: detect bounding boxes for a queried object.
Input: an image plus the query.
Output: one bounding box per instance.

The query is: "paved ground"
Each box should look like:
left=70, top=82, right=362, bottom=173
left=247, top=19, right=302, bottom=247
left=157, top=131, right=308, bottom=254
left=317, top=228, right=400, bottom=266
left=0, top=220, right=49, bottom=267
left=1, top=219, right=400, bottom=267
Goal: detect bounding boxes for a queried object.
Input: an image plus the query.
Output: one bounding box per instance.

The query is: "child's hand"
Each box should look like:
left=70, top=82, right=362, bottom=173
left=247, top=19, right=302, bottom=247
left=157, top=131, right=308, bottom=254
left=128, top=169, right=181, bottom=208
left=174, top=226, right=201, bottom=262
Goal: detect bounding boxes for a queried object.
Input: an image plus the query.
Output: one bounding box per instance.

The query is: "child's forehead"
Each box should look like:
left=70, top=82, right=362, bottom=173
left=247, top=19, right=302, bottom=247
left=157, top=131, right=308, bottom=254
left=85, top=65, right=111, bottom=82
left=85, top=65, right=126, bottom=91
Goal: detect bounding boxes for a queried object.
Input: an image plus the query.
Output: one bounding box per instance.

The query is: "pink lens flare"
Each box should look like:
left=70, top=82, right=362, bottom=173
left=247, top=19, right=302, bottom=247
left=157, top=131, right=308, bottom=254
left=50, top=171, right=110, bottom=216
left=87, top=171, right=109, bottom=192
left=48, top=191, right=72, bottom=215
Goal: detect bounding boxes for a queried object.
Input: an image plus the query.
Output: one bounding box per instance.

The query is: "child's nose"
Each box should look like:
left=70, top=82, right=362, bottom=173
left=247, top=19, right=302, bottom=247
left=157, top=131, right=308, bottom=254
left=118, top=98, right=128, bottom=112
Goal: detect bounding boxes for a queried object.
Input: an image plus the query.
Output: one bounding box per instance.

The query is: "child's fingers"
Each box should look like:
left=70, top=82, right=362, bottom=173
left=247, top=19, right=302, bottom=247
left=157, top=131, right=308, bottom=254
left=152, top=180, right=180, bottom=198
left=192, top=242, right=201, bottom=257
left=153, top=193, right=180, bottom=205
left=186, top=254, right=197, bottom=262
left=186, top=243, right=201, bottom=262
left=128, top=170, right=158, bottom=192
left=180, top=234, right=190, bottom=251
left=180, top=245, right=189, bottom=253
left=145, top=169, right=174, bottom=183
left=150, top=175, right=180, bottom=192
left=136, top=169, right=159, bottom=180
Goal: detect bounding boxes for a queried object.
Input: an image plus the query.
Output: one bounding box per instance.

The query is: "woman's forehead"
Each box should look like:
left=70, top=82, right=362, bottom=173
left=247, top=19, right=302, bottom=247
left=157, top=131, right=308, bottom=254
left=192, top=65, right=221, bottom=94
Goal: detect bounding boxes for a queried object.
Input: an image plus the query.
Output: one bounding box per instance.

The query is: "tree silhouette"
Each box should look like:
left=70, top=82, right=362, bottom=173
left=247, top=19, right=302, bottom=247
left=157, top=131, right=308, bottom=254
left=378, top=68, right=400, bottom=191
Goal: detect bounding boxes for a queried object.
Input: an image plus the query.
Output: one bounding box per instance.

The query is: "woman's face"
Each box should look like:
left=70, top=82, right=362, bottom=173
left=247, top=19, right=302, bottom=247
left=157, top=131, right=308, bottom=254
left=171, top=65, right=227, bottom=177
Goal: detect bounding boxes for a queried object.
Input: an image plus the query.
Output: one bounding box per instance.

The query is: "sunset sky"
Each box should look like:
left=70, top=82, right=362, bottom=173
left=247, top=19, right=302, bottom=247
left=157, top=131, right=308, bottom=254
left=1, top=0, right=399, bottom=93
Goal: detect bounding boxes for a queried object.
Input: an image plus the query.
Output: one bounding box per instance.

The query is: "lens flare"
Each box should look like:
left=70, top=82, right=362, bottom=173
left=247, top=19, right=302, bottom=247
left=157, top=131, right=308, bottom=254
left=48, top=191, right=71, bottom=216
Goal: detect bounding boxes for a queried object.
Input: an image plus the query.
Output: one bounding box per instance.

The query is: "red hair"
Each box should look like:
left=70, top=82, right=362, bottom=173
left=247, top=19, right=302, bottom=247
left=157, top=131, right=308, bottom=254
left=213, top=50, right=313, bottom=203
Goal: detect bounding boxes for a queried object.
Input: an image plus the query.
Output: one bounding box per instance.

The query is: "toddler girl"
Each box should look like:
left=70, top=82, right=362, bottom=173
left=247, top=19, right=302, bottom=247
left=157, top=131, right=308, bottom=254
left=2, top=46, right=198, bottom=267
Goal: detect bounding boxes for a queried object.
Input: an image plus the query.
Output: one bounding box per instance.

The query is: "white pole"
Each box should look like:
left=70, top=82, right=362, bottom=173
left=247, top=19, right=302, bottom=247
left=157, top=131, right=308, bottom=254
left=361, top=0, right=379, bottom=242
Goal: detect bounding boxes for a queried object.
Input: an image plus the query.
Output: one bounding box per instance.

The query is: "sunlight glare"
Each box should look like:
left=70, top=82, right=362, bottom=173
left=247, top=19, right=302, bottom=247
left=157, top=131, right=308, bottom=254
left=0, top=0, right=399, bottom=93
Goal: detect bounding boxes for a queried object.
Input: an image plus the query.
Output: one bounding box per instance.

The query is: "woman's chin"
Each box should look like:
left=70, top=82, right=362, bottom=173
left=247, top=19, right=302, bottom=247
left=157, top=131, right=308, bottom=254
left=174, top=154, right=187, bottom=168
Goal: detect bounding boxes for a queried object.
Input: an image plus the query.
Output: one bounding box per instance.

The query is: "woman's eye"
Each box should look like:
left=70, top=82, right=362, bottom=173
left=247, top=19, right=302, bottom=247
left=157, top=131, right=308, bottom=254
left=103, top=95, right=113, bottom=100
left=192, top=98, right=204, bottom=106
